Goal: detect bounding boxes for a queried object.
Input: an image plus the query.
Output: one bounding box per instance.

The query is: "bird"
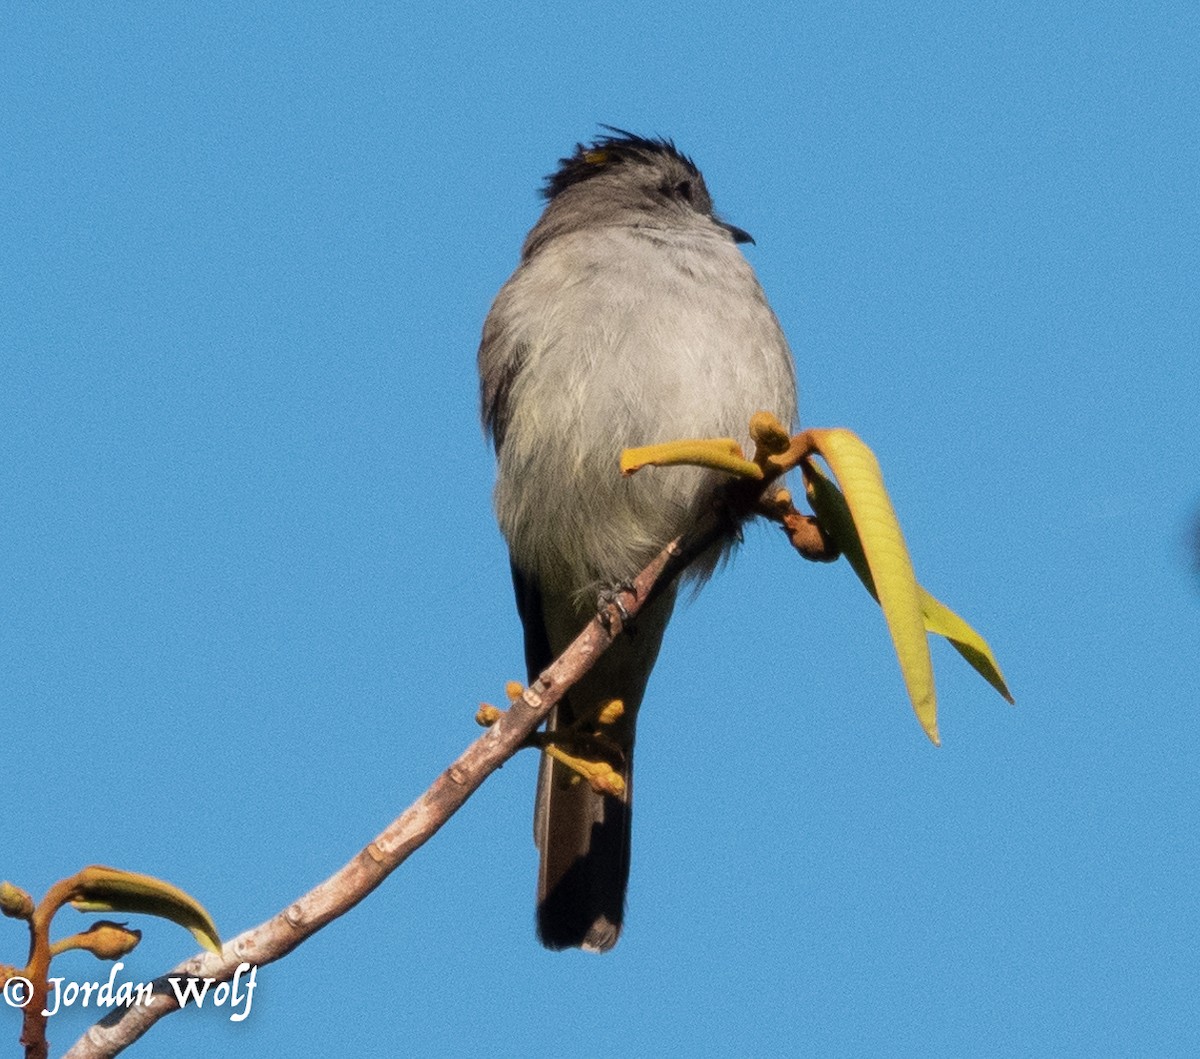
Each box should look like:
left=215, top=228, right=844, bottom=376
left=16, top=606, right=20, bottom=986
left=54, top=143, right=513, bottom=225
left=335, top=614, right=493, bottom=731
left=478, top=130, right=798, bottom=951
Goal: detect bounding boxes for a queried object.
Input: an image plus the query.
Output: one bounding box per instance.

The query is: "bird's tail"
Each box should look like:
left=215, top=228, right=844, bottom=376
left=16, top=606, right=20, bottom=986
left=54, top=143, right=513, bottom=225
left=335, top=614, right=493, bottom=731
left=523, top=581, right=677, bottom=952
left=534, top=707, right=633, bottom=951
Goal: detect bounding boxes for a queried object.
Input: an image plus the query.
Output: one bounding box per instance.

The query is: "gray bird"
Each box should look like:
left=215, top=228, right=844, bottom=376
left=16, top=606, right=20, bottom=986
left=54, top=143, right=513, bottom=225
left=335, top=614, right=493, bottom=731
left=479, top=130, right=797, bottom=951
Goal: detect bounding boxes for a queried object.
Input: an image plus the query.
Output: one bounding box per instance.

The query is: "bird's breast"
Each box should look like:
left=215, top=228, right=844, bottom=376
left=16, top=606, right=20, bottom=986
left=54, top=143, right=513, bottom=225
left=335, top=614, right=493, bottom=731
left=492, top=226, right=796, bottom=593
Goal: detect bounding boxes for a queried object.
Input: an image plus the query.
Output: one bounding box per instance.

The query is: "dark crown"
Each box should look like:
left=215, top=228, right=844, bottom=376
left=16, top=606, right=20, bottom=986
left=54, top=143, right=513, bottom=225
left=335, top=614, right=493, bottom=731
left=542, top=128, right=699, bottom=200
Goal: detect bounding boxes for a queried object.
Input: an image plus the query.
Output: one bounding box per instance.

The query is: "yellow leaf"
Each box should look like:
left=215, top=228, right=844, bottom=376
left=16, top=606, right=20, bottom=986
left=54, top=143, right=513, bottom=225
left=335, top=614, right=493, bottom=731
left=68, top=865, right=222, bottom=954
left=804, top=451, right=1013, bottom=715
left=807, top=429, right=939, bottom=744
left=803, top=459, right=877, bottom=591
left=919, top=592, right=1015, bottom=704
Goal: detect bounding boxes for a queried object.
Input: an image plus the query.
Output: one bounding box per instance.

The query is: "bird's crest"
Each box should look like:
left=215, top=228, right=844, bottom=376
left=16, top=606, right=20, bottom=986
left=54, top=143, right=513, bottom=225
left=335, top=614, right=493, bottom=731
left=542, top=127, right=699, bottom=200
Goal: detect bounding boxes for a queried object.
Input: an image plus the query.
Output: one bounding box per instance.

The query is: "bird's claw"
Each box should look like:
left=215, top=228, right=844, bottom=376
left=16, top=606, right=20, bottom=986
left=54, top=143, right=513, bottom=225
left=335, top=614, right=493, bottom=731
left=597, top=582, right=636, bottom=631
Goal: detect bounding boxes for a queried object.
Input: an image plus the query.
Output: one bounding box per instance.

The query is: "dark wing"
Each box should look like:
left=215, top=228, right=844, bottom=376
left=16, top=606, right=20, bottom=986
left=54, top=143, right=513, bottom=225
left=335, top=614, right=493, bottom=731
left=510, top=563, right=553, bottom=684
left=477, top=290, right=527, bottom=451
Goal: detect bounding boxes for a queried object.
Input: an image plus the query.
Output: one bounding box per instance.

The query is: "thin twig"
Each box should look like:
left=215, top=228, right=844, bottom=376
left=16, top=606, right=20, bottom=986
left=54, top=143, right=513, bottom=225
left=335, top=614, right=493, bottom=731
left=65, top=450, right=818, bottom=1058
left=63, top=536, right=688, bottom=1059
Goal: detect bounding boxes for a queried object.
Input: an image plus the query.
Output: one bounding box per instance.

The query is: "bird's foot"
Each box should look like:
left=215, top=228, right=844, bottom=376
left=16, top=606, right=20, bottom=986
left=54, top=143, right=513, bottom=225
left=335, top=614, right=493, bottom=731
left=597, top=581, right=636, bottom=633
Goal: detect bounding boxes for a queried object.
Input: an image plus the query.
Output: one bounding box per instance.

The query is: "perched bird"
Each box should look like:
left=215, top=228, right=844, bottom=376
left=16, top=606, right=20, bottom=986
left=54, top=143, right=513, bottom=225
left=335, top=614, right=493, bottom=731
left=479, top=130, right=797, bottom=951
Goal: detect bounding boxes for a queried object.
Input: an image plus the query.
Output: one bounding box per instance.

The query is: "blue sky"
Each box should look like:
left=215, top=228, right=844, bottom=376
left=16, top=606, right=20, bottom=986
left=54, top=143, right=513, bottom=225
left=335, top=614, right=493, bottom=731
left=3, top=3, right=1198, bottom=1056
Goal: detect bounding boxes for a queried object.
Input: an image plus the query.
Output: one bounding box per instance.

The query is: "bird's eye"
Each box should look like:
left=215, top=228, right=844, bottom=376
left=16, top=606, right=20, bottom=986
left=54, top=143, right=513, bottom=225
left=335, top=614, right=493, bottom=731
left=674, top=180, right=693, bottom=202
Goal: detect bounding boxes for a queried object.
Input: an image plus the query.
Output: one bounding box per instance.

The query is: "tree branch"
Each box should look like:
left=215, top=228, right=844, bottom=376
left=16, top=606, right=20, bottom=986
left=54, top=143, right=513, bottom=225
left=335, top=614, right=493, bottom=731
left=64, top=535, right=689, bottom=1059
left=65, top=425, right=825, bottom=1057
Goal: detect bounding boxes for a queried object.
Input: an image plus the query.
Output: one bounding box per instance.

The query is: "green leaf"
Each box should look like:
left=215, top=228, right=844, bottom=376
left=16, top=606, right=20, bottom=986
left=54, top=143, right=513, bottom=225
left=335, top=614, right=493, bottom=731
left=67, top=866, right=222, bottom=954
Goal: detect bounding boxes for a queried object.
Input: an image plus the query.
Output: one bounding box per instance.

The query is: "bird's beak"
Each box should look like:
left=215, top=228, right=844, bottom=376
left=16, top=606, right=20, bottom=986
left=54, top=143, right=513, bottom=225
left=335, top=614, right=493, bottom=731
left=719, top=219, right=755, bottom=245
